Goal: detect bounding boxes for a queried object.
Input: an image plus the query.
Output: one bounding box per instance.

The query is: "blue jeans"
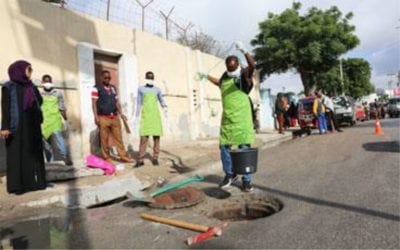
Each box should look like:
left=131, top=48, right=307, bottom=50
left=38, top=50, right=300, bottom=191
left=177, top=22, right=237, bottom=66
left=317, top=114, right=327, bottom=134
left=44, top=131, right=68, bottom=162
left=220, top=144, right=252, bottom=182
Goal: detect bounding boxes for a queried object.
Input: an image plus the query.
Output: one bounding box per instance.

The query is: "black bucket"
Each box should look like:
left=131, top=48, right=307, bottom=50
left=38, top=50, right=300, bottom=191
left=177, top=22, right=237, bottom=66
left=229, top=148, right=258, bottom=174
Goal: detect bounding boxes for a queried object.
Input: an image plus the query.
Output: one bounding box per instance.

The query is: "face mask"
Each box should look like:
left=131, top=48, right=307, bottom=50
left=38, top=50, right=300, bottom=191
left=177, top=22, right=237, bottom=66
left=43, top=82, right=54, bottom=90
left=145, top=79, right=154, bottom=86
left=227, top=67, right=241, bottom=78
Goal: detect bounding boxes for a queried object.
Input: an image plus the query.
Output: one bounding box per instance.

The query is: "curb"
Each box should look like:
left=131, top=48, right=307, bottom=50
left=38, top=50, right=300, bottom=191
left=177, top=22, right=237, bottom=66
left=18, top=131, right=292, bottom=209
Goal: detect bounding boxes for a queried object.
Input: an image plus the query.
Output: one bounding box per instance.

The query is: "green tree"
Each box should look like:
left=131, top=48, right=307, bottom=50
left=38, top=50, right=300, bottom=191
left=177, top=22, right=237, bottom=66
left=316, top=58, right=374, bottom=98
left=342, top=58, right=374, bottom=98
left=251, top=2, right=360, bottom=95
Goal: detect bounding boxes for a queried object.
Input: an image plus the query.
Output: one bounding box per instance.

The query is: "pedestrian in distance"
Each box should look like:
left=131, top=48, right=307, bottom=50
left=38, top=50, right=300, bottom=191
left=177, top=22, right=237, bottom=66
left=313, top=91, right=328, bottom=134
left=282, top=94, right=290, bottom=129
left=275, top=93, right=285, bottom=134
left=91, top=70, right=135, bottom=164
left=197, top=41, right=256, bottom=192
left=134, top=71, right=167, bottom=168
left=40, top=74, right=74, bottom=165
left=1, top=60, right=47, bottom=194
left=321, top=91, right=343, bottom=133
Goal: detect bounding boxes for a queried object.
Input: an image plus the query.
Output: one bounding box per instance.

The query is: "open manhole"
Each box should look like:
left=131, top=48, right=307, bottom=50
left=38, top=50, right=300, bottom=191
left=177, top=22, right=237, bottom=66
left=211, top=197, right=283, bottom=221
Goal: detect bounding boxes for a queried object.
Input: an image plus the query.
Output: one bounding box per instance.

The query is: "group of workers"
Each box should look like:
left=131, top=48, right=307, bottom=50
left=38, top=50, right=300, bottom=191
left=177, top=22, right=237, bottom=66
left=0, top=41, right=257, bottom=194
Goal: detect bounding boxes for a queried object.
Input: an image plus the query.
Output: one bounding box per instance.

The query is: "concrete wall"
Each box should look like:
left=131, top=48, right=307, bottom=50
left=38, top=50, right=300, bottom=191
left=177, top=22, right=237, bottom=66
left=260, top=89, right=276, bottom=130
left=0, top=0, right=260, bottom=168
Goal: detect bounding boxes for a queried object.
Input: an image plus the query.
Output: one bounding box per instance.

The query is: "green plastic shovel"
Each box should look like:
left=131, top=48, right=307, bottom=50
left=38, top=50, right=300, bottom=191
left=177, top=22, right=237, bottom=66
left=126, top=174, right=205, bottom=203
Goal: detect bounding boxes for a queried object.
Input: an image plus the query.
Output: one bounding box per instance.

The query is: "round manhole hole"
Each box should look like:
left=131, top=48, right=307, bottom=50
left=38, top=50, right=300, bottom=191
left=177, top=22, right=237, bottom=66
left=211, top=197, right=283, bottom=221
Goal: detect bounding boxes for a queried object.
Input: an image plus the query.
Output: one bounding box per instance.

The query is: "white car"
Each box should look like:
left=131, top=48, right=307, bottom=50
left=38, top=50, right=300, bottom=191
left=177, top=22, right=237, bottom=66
left=333, top=96, right=356, bottom=126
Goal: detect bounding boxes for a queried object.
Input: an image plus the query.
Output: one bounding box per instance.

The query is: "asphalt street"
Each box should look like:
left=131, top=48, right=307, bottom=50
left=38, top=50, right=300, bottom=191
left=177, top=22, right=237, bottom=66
left=1, top=118, right=399, bottom=249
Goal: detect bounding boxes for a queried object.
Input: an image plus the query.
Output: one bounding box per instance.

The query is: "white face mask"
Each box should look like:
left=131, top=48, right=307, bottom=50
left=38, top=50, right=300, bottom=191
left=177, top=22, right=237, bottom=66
left=227, top=67, right=241, bottom=78
left=145, top=79, right=154, bottom=86
left=43, top=82, right=54, bottom=90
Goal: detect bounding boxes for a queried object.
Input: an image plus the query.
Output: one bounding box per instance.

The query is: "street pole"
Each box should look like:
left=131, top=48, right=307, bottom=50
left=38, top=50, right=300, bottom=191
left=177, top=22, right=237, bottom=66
left=160, top=6, right=175, bottom=40
left=106, top=0, right=111, bottom=21
left=339, top=58, right=344, bottom=96
left=135, top=0, right=154, bottom=31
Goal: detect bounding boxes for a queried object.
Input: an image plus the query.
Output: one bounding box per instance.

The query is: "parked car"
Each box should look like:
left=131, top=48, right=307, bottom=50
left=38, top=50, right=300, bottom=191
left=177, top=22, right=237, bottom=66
left=333, top=96, right=356, bottom=126
left=388, top=97, right=400, bottom=118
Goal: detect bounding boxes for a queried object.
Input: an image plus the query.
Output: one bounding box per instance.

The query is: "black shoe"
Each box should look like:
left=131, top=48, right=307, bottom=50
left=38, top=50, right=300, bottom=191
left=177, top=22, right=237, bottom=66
left=64, top=159, right=73, bottom=166
left=337, top=129, right=343, bottom=132
left=242, top=181, right=254, bottom=192
left=219, top=174, right=238, bottom=188
left=152, top=159, right=159, bottom=166
left=134, top=161, right=144, bottom=168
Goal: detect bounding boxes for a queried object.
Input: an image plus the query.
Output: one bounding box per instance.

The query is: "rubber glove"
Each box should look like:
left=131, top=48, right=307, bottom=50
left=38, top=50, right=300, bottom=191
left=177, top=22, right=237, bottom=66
left=197, top=72, right=208, bottom=81
left=235, top=41, right=247, bottom=54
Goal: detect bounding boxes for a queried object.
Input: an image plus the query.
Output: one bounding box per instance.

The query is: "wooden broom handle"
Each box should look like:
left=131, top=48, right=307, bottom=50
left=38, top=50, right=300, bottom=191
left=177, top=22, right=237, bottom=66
left=140, top=213, right=209, bottom=232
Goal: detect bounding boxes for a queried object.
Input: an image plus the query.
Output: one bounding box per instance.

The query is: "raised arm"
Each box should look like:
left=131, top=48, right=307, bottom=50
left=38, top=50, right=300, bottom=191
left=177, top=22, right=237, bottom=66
left=197, top=72, right=220, bottom=86
left=207, top=75, right=220, bottom=86
left=235, top=41, right=255, bottom=80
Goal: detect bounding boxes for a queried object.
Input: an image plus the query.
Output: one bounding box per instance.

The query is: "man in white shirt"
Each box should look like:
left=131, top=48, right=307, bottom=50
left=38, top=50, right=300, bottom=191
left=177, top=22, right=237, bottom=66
left=321, top=92, right=343, bottom=132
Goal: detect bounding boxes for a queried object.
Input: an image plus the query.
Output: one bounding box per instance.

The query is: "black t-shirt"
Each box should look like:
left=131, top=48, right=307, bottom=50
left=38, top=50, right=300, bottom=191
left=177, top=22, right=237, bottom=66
left=219, top=69, right=254, bottom=94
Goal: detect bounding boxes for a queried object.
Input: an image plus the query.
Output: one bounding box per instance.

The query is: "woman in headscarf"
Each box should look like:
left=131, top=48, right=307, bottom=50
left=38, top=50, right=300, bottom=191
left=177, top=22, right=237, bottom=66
left=1, top=60, right=47, bottom=194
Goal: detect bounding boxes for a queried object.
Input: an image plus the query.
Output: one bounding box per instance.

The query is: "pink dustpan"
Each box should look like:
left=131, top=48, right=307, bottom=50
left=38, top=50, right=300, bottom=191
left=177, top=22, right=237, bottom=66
left=86, top=154, right=116, bottom=175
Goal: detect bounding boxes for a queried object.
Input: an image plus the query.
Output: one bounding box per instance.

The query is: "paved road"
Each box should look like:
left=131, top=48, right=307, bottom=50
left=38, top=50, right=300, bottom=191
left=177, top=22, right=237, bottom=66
left=1, top=119, right=399, bottom=249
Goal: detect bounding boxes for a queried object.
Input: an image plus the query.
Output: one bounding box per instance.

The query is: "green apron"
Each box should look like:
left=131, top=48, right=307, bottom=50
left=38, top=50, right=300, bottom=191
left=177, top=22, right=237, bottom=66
left=220, top=77, right=255, bottom=145
left=140, top=93, right=163, bottom=136
left=41, top=95, right=63, bottom=140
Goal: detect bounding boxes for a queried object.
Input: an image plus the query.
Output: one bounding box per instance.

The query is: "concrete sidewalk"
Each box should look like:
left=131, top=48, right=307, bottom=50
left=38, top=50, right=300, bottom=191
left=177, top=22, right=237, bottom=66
left=0, top=130, right=293, bottom=218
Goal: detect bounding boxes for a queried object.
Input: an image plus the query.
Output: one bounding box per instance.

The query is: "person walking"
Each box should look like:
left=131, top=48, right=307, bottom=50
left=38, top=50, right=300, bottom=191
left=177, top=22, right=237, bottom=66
left=134, top=71, right=167, bottom=168
left=40, top=74, right=73, bottom=165
left=199, top=41, right=255, bottom=192
left=321, top=92, right=343, bottom=132
left=282, top=95, right=290, bottom=129
left=1, top=60, right=47, bottom=194
left=91, top=70, right=134, bottom=163
left=275, top=93, right=285, bottom=134
left=313, top=91, right=328, bottom=134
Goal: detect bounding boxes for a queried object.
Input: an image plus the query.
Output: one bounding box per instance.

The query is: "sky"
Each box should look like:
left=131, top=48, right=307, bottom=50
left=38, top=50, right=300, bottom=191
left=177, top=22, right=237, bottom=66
left=165, top=0, right=400, bottom=94
left=73, top=0, right=400, bottom=95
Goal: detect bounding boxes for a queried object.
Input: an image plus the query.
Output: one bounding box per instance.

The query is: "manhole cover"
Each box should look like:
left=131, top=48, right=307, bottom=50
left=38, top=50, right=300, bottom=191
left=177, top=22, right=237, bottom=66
left=211, top=197, right=283, bottom=221
left=149, top=187, right=205, bottom=209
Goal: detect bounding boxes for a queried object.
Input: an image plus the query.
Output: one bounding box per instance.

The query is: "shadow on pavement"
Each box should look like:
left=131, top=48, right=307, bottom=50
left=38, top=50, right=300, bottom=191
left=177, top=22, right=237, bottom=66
left=255, top=185, right=400, bottom=222
left=160, top=149, right=194, bottom=174
left=201, top=187, right=231, bottom=200
left=362, top=141, right=400, bottom=153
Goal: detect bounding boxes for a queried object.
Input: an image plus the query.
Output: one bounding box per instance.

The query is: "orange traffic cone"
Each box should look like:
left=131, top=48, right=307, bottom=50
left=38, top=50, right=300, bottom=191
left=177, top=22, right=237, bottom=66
left=374, top=118, right=384, bottom=135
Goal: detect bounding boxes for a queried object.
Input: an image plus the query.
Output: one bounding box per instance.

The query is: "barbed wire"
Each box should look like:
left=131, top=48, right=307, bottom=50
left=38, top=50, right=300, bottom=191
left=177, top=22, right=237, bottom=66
left=55, top=0, right=228, bottom=56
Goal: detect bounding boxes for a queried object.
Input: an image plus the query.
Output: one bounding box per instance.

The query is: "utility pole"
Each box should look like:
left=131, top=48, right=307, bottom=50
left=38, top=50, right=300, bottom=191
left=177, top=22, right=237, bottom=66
left=160, top=6, right=175, bottom=40
left=135, top=0, right=154, bottom=31
left=339, top=58, right=345, bottom=96
left=106, top=0, right=111, bottom=21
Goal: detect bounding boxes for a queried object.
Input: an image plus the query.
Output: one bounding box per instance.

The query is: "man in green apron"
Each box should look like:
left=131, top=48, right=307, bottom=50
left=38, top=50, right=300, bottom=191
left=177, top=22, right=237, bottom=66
left=200, top=41, right=256, bottom=192
left=134, top=71, right=167, bottom=168
left=41, top=74, right=73, bottom=166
